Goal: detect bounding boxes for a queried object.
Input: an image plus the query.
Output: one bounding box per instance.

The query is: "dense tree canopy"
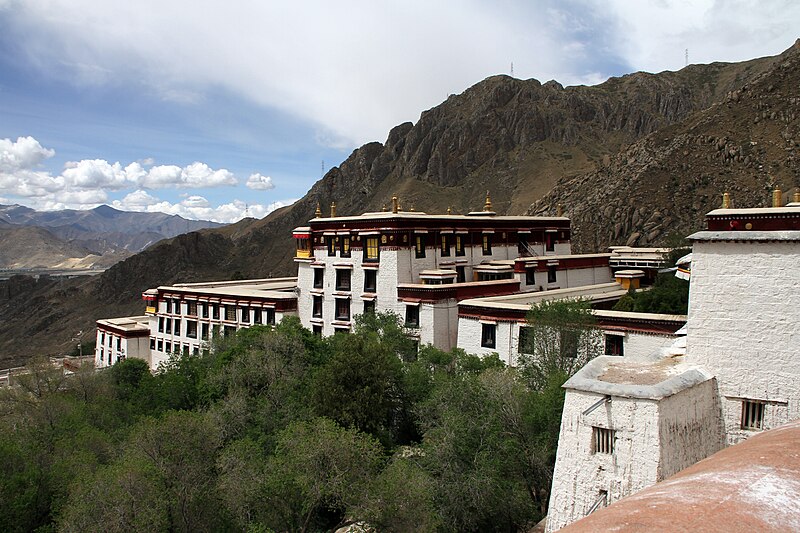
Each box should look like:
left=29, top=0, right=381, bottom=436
left=0, top=309, right=596, bottom=532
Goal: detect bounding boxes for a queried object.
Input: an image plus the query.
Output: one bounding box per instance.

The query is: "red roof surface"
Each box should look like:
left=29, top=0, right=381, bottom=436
left=557, top=420, right=800, bottom=532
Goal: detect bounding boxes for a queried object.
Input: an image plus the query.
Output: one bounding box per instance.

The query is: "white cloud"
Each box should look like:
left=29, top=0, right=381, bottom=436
left=112, top=192, right=293, bottom=223
left=62, top=159, right=129, bottom=190
left=245, top=173, right=275, bottom=190
left=0, top=136, right=55, bottom=172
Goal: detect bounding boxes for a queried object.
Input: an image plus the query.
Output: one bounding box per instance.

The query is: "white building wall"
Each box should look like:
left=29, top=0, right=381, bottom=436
left=687, top=239, right=800, bottom=444
left=563, top=266, right=612, bottom=288
left=619, top=332, right=679, bottom=358
left=546, top=391, right=661, bottom=532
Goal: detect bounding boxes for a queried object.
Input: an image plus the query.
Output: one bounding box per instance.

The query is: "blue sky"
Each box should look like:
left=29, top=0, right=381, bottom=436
left=0, top=1, right=798, bottom=222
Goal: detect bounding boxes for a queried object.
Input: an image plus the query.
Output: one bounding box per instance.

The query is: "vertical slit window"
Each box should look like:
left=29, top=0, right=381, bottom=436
left=592, top=427, right=615, bottom=454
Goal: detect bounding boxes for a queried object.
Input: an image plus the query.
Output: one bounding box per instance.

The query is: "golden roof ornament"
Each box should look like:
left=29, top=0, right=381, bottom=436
left=483, top=191, right=493, bottom=212
left=773, top=188, right=782, bottom=208
left=382, top=203, right=387, bottom=212
left=391, top=196, right=399, bottom=214
left=447, top=206, right=452, bottom=215
left=314, top=202, right=322, bottom=218
left=330, top=201, right=337, bottom=217
left=794, top=189, right=800, bottom=204
left=556, top=203, right=563, bottom=217
left=722, top=192, right=731, bottom=209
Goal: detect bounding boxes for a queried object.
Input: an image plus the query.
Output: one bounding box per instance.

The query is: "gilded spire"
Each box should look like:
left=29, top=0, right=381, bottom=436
left=391, top=196, right=399, bottom=213
left=382, top=203, right=387, bottom=212
left=722, top=192, right=731, bottom=209
left=447, top=206, right=452, bottom=215
left=314, top=202, right=322, bottom=218
left=330, top=201, right=337, bottom=217
left=483, top=191, right=493, bottom=212
left=556, top=203, right=563, bottom=217
left=773, top=188, right=782, bottom=208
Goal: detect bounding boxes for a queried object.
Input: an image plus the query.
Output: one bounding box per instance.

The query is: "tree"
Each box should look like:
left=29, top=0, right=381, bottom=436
left=518, top=298, right=603, bottom=391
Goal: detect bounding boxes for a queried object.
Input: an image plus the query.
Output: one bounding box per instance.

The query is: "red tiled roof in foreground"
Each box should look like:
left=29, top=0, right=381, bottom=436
left=557, top=419, right=800, bottom=533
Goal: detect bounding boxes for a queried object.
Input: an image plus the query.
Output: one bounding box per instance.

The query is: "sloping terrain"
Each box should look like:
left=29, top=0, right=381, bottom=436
left=0, top=224, right=111, bottom=269
left=0, top=41, right=798, bottom=368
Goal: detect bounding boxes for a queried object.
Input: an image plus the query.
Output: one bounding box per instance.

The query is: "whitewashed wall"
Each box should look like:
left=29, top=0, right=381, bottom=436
left=688, top=239, right=800, bottom=444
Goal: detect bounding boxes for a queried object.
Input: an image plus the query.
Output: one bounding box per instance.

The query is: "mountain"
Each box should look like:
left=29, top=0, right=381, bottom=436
left=0, top=204, right=225, bottom=253
left=0, top=223, right=127, bottom=269
left=0, top=41, right=798, bottom=368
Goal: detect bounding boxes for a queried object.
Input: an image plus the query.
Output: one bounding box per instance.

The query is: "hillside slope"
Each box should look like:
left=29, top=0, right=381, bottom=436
left=0, top=43, right=796, bottom=367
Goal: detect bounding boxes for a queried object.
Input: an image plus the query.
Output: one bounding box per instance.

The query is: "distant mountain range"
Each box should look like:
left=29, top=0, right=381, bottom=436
left=0, top=204, right=224, bottom=269
left=0, top=39, right=798, bottom=368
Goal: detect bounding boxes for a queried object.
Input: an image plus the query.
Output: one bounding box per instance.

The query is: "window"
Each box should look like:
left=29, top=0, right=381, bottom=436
left=335, top=269, right=351, bottom=291
left=405, top=305, right=419, bottom=328
left=158, top=317, right=164, bottom=333
left=327, top=236, right=336, bottom=256
left=456, top=266, right=466, bottom=283
left=166, top=299, right=172, bottom=313
left=363, top=300, right=376, bottom=314
left=165, top=318, right=172, bottom=334
left=201, top=323, right=209, bottom=339
left=455, top=234, right=465, bottom=256
left=364, top=269, right=377, bottom=292
left=187, top=301, right=197, bottom=316
left=335, top=298, right=350, bottom=321
left=548, top=266, right=557, bottom=284
left=605, top=334, right=624, bottom=356
left=116, top=337, right=121, bottom=351
left=165, top=341, right=172, bottom=353
left=212, top=303, right=219, bottom=320
left=482, top=234, right=492, bottom=255
left=312, top=295, right=323, bottom=318
left=150, top=338, right=156, bottom=350
left=266, top=309, right=276, bottom=325
left=182, top=344, right=189, bottom=356
left=313, top=325, right=323, bottom=337
left=224, top=325, right=236, bottom=337
left=364, top=236, right=379, bottom=262
left=592, top=427, right=615, bottom=454
left=157, top=340, right=163, bottom=352
left=193, top=346, right=199, bottom=356
left=415, top=234, right=426, bottom=258
left=742, top=400, right=765, bottom=430
left=186, top=320, right=197, bottom=339
left=526, top=269, right=536, bottom=285
left=545, top=232, right=555, bottom=252
left=241, top=306, right=250, bottom=323
left=174, top=319, right=181, bottom=336
left=225, top=305, right=236, bottom=321
left=440, top=234, right=450, bottom=256
left=100, top=332, right=105, bottom=344
left=202, top=302, right=209, bottom=318
left=481, top=323, right=496, bottom=348
left=253, top=309, right=262, bottom=324
left=518, top=326, right=532, bottom=354
left=340, top=236, right=351, bottom=257
left=313, top=268, right=324, bottom=289
left=560, top=330, right=579, bottom=358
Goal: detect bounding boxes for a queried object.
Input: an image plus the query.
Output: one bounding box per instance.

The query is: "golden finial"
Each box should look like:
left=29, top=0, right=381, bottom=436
left=773, top=188, right=782, bottom=208
left=793, top=189, right=800, bottom=204
left=314, top=202, right=322, bottom=218
left=447, top=206, right=452, bottom=215
left=391, top=196, right=399, bottom=214
left=409, top=205, right=416, bottom=212
left=382, top=203, right=387, bottom=212
left=330, top=202, right=336, bottom=217
left=556, top=203, right=563, bottom=217
left=483, top=190, right=493, bottom=212
left=722, top=192, right=731, bottom=209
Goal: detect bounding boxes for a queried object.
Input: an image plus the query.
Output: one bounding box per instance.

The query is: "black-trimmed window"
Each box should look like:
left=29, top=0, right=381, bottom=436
left=157, top=340, right=163, bottom=352
left=742, top=400, right=765, bottom=430
left=456, top=266, right=466, bottom=283
left=212, top=304, right=219, bottom=320
left=340, top=235, right=351, bottom=257
left=560, top=330, right=579, bottom=358
left=335, top=269, right=351, bottom=291
left=455, top=234, right=465, bottom=256
left=187, top=301, right=197, bottom=316
left=201, top=323, right=209, bottom=339
left=518, top=326, right=531, bottom=354
left=545, top=232, right=555, bottom=252
left=405, top=305, right=419, bottom=328
left=364, top=236, right=380, bottom=262
left=605, top=334, right=624, bottom=356
left=482, top=234, right=492, bottom=255
left=327, top=236, right=336, bottom=256
left=363, top=300, right=376, bottom=314
left=158, top=317, right=164, bottom=333
left=201, top=302, right=209, bottom=318
left=335, top=298, right=350, bottom=321
left=241, top=307, right=250, bottom=323
left=186, top=320, right=197, bottom=339
left=313, top=325, right=322, bottom=337
left=174, top=319, right=181, bottom=335
left=253, top=309, right=262, bottom=324
left=481, top=323, right=496, bottom=348
left=548, top=266, right=557, bottom=284
left=364, top=269, right=377, bottom=292
left=266, top=309, right=276, bottom=325
left=312, top=296, right=323, bottom=318
left=225, top=305, right=236, bottom=321
left=526, top=269, right=536, bottom=285
left=313, top=268, right=324, bottom=289
left=592, top=427, right=615, bottom=454
left=415, top=234, right=426, bottom=258
left=165, top=318, right=172, bottom=334
left=165, top=299, right=172, bottom=313
left=440, top=234, right=450, bottom=256
left=165, top=341, right=172, bottom=353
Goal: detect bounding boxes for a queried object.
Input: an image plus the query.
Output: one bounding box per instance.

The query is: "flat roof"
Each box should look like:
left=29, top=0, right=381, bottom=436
left=689, top=230, right=800, bottom=242
left=158, top=277, right=298, bottom=300
left=312, top=212, right=569, bottom=223
left=97, top=315, right=150, bottom=332
left=460, top=282, right=628, bottom=311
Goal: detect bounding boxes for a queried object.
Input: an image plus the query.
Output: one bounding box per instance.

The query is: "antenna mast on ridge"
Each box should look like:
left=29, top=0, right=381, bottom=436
left=510, top=62, right=514, bottom=77
left=321, top=160, right=325, bottom=177
left=685, top=48, right=689, bottom=67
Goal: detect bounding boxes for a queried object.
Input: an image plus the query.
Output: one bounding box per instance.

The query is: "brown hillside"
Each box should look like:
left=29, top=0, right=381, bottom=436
left=0, top=42, right=795, bottom=368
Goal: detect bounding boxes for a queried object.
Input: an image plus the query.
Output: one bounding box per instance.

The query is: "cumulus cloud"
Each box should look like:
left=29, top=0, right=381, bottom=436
left=0, top=136, right=55, bottom=172
left=112, top=192, right=293, bottom=223
left=245, top=173, right=275, bottom=190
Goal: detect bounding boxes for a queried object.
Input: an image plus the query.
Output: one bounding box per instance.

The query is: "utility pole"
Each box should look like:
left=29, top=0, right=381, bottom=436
left=685, top=48, right=689, bottom=67
left=510, top=61, right=514, bottom=77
